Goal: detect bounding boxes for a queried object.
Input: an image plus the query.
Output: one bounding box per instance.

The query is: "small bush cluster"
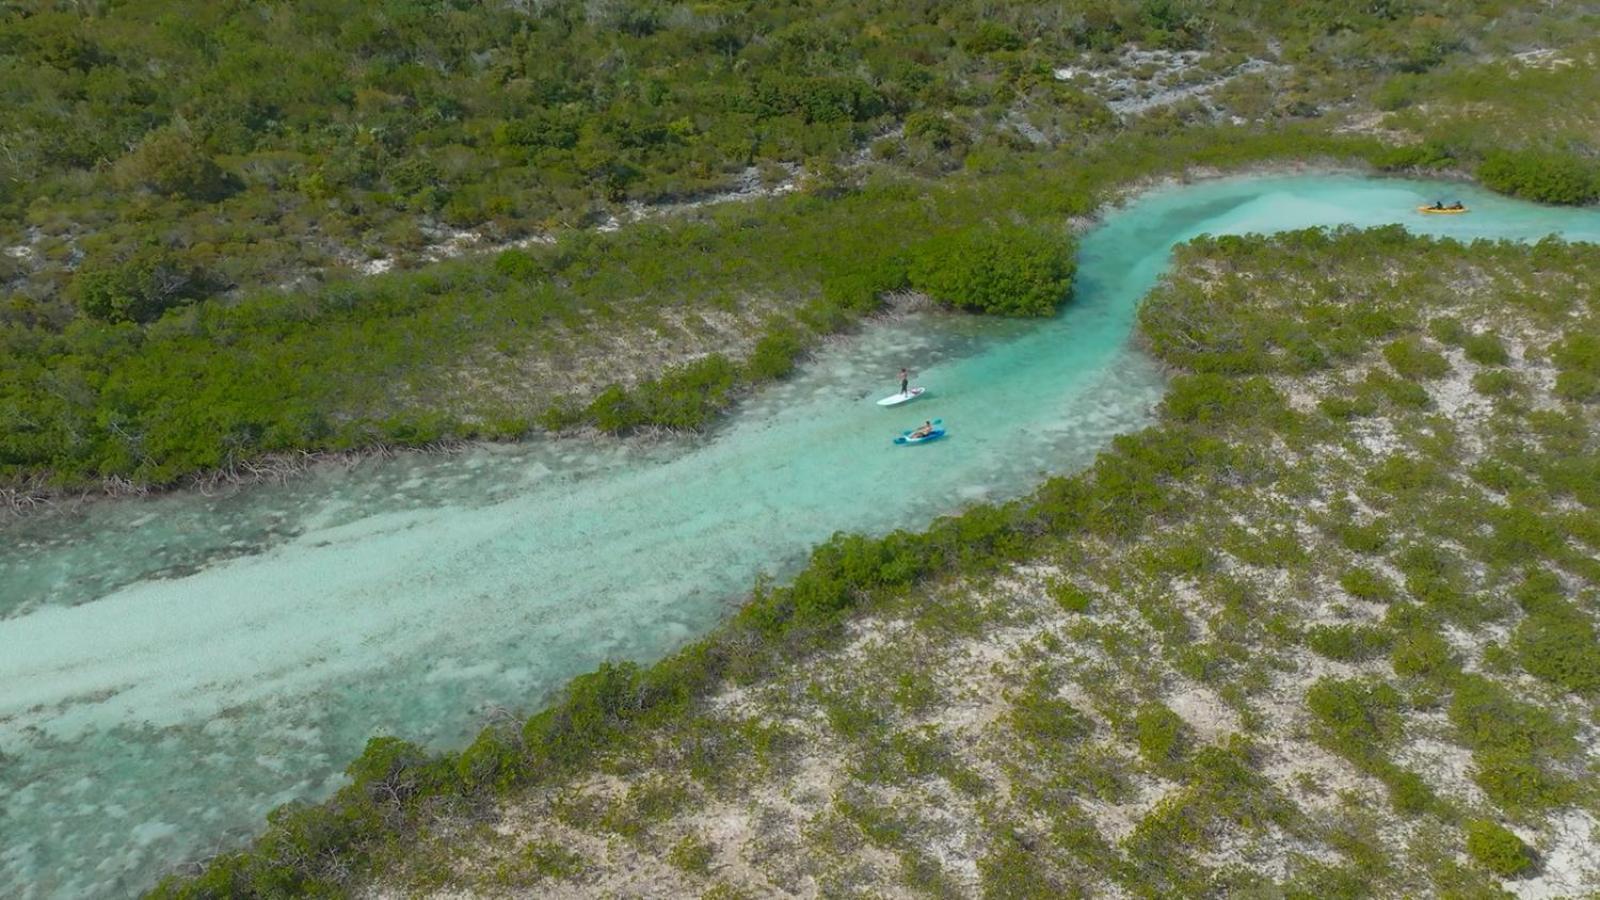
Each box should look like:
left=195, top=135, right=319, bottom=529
left=1009, top=673, right=1093, bottom=749
left=586, top=355, right=739, bottom=433
left=1447, top=674, right=1576, bottom=812
left=1047, top=578, right=1095, bottom=613
left=1341, top=567, right=1396, bottom=602
left=1306, top=677, right=1403, bottom=768
left=1552, top=333, right=1600, bottom=402
left=1509, top=574, right=1600, bottom=695
left=1463, top=819, right=1534, bottom=877
left=1390, top=628, right=1457, bottom=679
left=1306, top=677, right=1438, bottom=814
left=1478, top=149, right=1600, bottom=206
left=1306, top=623, right=1395, bottom=662
left=905, top=224, right=1076, bottom=317
left=1133, top=703, right=1189, bottom=767
left=1382, top=336, right=1450, bottom=380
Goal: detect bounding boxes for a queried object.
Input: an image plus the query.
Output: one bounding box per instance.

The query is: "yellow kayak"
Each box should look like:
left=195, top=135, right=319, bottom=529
left=1417, top=205, right=1469, bottom=214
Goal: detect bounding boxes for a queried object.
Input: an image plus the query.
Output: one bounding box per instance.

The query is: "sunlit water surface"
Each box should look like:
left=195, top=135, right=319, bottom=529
left=5, top=174, right=1600, bottom=897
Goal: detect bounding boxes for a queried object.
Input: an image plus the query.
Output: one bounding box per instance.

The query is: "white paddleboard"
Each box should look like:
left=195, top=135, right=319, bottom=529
left=877, top=387, right=925, bottom=406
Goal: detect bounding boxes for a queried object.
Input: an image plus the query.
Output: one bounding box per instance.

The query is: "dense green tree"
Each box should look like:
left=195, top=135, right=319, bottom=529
left=114, top=128, right=232, bottom=201
left=71, top=245, right=210, bottom=324
left=1478, top=149, right=1599, bottom=205
left=907, top=225, right=1076, bottom=316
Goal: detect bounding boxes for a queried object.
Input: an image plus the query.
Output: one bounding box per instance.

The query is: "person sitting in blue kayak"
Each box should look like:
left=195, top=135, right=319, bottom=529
left=910, top=420, right=935, bottom=439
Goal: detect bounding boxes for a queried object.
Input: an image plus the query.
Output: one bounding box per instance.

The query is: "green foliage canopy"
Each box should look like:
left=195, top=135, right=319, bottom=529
left=907, top=225, right=1076, bottom=316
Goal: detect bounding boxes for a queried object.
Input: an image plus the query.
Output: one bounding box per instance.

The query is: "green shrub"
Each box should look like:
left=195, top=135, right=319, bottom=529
left=456, top=728, right=528, bottom=795
left=1552, top=333, right=1600, bottom=401
left=1464, top=820, right=1533, bottom=877
left=1428, top=316, right=1467, bottom=345
left=1373, top=141, right=1454, bottom=171
left=1306, top=624, right=1394, bottom=662
left=1390, top=629, right=1456, bottom=679
left=536, top=403, right=584, bottom=432
left=1223, top=522, right=1306, bottom=568
left=1341, top=567, right=1395, bottom=602
left=1381, top=767, right=1435, bottom=815
left=903, top=111, right=968, bottom=151
left=587, top=384, right=640, bottom=432
left=1363, top=370, right=1431, bottom=408
left=1469, top=458, right=1531, bottom=493
left=746, top=327, right=805, bottom=381
left=115, top=126, right=232, bottom=201
left=1368, top=455, right=1445, bottom=499
left=1010, top=674, right=1092, bottom=748
left=1478, top=149, right=1600, bottom=206
left=1320, top=394, right=1379, bottom=420
left=72, top=245, right=210, bottom=323
left=963, top=21, right=1023, bottom=53
left=1382, top=336, right=1450, bottom=379
left=835, top=794, right=910, bottom=848
left=493, top=249, right=546, bottom=280
left=1306, top=677, right=1403, bottom=767
left=1462, top=332, right=1509, bottom=366
left=819, top=257, right=904, bottom=316
left=1470, top=747, right=1572, bottom=813
left=667, top=833, right=715, bottom=873
left=1047, top=578, right=1094, bottom=613
left=978, top=833, right=1063, bottom=898
left=1337, top=520, right=1390, bottom=555
left=1126, top=738, right=1289, bottom=867
left=1142, top=538, right=1213, bottom=576
left=1164, top=374, right=1285, bottom=426
left=504, top=841, right=586, bottom=880
left=1134, top=703, right=1189, bottom=766
left=1552, top=333, right=1600, bottom=376
left=1554, top=371, right=1600, bottom=402
left=1512, top=571, right=1564, bottom=614
left=906, top=225, right=1076, bottom=317
left=1472, top=370, right=1518, bottom=396
left=1484, top=504, right=1564, bottom=564
left=588, top=356, right=742, bottom=433
left=1512, top=603, right=1600, bottom=695
left=522, top=661, right=661, bottom=768
left=346, top=733, right=451, bottom=803
left=634, top=355, right=740, bottom=430
left=1448, top=674, right=1576, bottom=812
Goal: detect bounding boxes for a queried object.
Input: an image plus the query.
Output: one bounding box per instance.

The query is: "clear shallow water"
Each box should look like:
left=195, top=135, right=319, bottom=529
left=4, top=174, right=1600, bottom=898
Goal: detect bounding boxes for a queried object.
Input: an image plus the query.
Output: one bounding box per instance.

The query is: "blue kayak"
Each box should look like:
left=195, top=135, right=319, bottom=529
left=894, top=419, right=945, bottom=445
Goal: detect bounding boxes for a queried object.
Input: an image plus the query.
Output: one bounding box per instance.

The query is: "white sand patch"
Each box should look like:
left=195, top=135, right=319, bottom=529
left=1083, top=775, right=1169, bottom=844
left=1166, top=684, right=1242, bottom=741
left=1392, top=733, right=1487, bottom=808
left=335, top=164, right=801, bottom=283
left=1510, top=48, right=1574, bottom=71
left=1349, top=417, right=1403, bottom=457
left=1513, top=809, right=1600, bottom=898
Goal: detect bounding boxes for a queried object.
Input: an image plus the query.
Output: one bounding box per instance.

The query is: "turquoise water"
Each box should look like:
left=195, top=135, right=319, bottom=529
left=4, top=174, right=1600, bottom=897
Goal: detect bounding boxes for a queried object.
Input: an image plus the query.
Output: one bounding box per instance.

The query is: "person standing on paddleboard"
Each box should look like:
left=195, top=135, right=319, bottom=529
left=899, top=368, right=910, bottom=396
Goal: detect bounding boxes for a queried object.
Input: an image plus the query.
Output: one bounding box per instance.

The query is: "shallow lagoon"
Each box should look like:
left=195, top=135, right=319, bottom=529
left=4, top=173, right=1600, bottom=897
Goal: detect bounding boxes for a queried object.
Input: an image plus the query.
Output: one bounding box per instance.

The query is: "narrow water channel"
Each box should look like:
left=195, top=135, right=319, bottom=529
left=4, top=173, right=1599, bottom=898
